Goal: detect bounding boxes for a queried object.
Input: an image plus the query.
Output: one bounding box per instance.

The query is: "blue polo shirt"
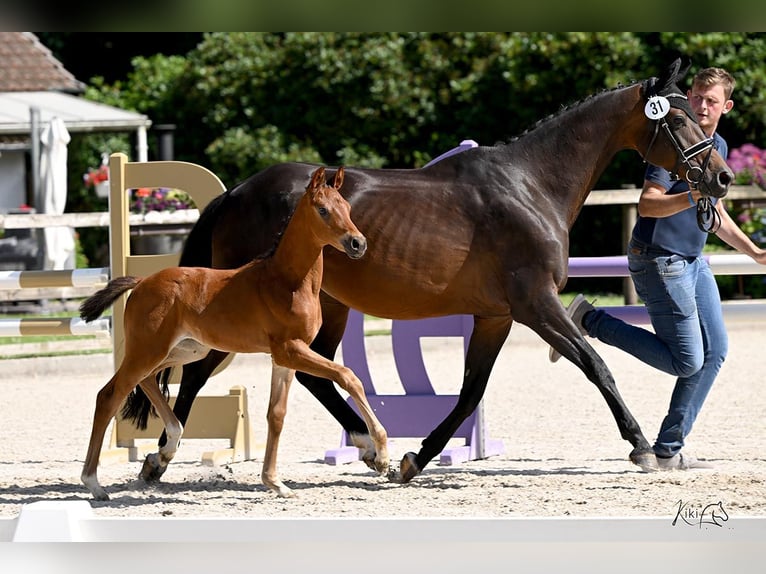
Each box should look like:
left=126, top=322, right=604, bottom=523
left=631, top=133, right=727, bottom=257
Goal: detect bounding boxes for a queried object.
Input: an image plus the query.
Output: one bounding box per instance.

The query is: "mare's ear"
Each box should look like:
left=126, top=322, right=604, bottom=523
left=659, top=56, right=691, bottom=90
left=333, top=166, right=345, bottom=190
left=308, top=166, right=326, bottom=192
left=676, top=56, right=692, bottom=80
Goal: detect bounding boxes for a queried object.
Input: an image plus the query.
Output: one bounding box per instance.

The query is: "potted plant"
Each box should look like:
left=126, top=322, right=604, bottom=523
left=129, top=187, right=197, bottom=255
left=83, top=164, right=110, bottom=198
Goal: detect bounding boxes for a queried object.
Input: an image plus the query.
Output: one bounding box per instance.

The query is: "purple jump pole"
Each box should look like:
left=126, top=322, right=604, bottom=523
left=324, top=311, right=504, bottom=466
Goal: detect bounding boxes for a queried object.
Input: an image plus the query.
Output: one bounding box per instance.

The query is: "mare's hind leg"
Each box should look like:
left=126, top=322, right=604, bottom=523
left=261, top=363, right=296, bottom=497
left=137, top=376, right=184, bottom=483
left=519, top=288, right=657, bottom=471
left=272, top=340, right=389, bottom=476
left=297, top=295, right=376, bottom=465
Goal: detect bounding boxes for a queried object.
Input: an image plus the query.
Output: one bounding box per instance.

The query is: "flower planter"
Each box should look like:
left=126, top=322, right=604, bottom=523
left=130, top=234, right=185, bottom=255
left=94, top=181, right=109, bottom=198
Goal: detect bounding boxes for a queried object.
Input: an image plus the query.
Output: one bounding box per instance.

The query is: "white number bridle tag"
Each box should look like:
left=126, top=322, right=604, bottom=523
left=644, top=95, right=670, bottom=120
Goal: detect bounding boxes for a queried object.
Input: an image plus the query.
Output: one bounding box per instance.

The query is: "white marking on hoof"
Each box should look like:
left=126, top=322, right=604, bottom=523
left=82, top=473, right=109, bottom=501
left=262, top=476, right=296, bottom=498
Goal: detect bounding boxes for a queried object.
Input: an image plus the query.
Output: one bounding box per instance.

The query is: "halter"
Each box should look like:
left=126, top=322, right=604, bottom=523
left=642, top=81, right=719, bottom=232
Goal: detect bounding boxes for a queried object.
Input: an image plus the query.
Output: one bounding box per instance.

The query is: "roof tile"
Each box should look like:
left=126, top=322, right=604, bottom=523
left=0, top=32, right=85, bottom=93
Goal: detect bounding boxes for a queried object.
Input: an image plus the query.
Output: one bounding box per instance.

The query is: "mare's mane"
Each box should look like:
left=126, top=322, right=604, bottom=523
left=504, top=82, right=636, bottom=146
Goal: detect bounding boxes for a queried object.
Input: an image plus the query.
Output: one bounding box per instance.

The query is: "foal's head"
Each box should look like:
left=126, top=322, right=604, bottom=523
left=305, top=166, right=367, bottom=259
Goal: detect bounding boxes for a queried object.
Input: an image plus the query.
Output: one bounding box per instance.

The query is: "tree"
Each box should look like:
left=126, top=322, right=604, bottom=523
left=53, top=33, right=766, bottom=281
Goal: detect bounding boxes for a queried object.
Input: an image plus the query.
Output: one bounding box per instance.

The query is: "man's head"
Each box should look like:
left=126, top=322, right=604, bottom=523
left=688, top=67, right=735, bottom=136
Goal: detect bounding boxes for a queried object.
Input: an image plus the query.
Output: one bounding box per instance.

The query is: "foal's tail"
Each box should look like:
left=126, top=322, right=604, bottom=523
left=79, top=276, right=141, bottom=322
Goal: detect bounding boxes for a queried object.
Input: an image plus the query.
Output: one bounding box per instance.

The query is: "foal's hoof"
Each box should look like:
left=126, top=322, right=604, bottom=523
left=387, top=452, right=420, bottom=484
left=361, top=452, right=378, bottom=471
left=82, top=475, right=109, bottom=501
left=630, top=448, right=659, bottom=472
left=361, top=450, right=390, bottom=476
left=140, top=453, right=167, bottom=483
left=88, top=487, right=110, bottom=501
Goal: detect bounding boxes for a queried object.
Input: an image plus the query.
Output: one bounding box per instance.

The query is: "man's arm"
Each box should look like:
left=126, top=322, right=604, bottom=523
left=637, top=180, right=699, bottom=218
left=714, top=200, right=766, bottom=264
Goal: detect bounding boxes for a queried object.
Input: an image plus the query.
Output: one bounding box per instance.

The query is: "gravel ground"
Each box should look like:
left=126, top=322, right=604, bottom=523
left=1, top=320, right=765, bottom=521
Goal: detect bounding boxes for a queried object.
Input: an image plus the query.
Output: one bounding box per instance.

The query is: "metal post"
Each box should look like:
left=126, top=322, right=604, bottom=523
left=29, top=107, right=41, bottom=209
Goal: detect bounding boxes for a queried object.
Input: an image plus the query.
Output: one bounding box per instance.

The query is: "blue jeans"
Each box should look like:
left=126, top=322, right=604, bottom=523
left=582, top=241, right=728, bottom=458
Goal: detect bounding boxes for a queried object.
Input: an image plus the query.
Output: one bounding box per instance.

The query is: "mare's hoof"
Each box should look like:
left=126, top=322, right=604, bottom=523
left=387, top=452, right=420, bottom=484
left=630, top=448, right=659, bottom=472
left=91, top=490, right=110, bottom=502
left=140, top=453, right=167, bottom=483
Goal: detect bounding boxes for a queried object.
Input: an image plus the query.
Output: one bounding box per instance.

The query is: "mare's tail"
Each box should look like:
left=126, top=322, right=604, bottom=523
left=124, top=191, right=230, bottom=429
left=79, top=276, right=141, bottom=322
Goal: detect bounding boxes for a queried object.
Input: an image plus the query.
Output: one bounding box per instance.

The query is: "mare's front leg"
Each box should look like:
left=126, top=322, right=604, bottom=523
left=273, top=340, right=390, bottom=476
left=296, top=294, right=377, bottom=466
left=391, top=315, right=512, bottom=484
left=81, top=368, right=147, bottom=500
left=261, top=363, right=296, bottom=497
left=523, top=289, right=657, bottom=471
left=138, top=376, right=184, bottom=483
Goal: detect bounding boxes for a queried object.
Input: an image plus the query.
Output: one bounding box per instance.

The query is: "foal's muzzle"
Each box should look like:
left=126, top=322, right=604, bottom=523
left=343, top=234, right=367, bottom=259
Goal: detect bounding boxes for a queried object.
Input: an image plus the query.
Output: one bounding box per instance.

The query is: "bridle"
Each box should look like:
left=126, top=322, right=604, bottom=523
left=642, top=80, right=720, bottom=232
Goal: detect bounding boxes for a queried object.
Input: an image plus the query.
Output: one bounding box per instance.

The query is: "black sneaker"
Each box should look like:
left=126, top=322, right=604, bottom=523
left=549, top=294, right=594, bottom=363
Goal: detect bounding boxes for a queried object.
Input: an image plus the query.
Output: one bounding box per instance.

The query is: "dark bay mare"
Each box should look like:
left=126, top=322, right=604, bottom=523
left=132, top=57, right=733, bottom=484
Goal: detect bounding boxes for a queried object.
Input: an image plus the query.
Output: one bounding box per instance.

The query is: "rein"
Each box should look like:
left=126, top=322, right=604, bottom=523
left=642, top=83, right=718, bottom=233
left=696, top=196, right=721, bottom=233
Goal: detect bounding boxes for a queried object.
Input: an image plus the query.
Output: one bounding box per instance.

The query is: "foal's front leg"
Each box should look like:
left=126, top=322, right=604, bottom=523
left=137, top=375, right=184, bottom=482
left=273, top=340, right=389, bottom=475
left=261, top=362, right=296, bottom=497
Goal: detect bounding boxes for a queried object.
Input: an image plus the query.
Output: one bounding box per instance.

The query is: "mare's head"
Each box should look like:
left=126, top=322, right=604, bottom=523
left=305, top=166, right=367, bottom=259
left=639, top=57, right=733, bottom=198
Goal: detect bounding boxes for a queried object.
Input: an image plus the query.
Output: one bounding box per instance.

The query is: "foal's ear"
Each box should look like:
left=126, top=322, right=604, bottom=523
left=308, top=166, right=326, bottom=192
left=332, top=166, right=345, bottom=190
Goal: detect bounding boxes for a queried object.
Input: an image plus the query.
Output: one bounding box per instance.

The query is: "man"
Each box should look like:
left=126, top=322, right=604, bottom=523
left=550, top=67, right=766, bottom=470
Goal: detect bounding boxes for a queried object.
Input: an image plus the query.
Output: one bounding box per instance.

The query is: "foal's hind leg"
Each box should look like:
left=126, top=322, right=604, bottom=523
left=142, top=350, right=230, bottom=482
left=261, top=363, right=296, bottom=497
left=137, top=376, right=184, bottom=483
left=81, top=369, right=147, bottom=500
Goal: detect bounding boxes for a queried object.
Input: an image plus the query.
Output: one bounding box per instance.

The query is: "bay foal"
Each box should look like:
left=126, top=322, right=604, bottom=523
left=79, top=166, right=389, bottom=500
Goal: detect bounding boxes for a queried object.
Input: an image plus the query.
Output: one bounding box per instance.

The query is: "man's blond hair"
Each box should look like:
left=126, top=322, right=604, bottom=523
left=693, top=67, right=736, bottom=100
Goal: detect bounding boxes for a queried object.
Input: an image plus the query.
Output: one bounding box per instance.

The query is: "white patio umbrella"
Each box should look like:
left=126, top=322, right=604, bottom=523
left=39, top=116, right=75, bottom=270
